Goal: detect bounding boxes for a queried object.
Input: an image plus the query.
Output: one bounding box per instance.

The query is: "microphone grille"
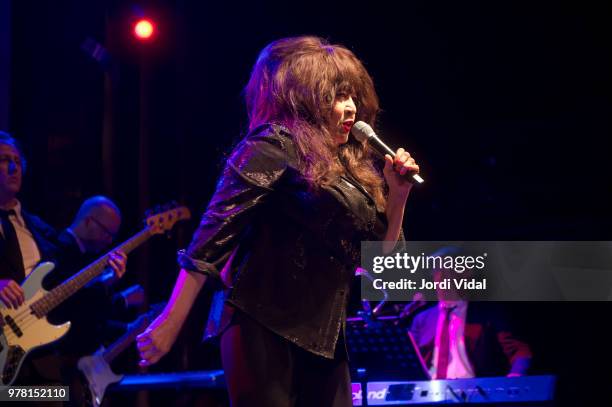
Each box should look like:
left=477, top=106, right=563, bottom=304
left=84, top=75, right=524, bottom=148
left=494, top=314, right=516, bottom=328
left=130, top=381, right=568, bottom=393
left=351, top=121, right=375, bottom=142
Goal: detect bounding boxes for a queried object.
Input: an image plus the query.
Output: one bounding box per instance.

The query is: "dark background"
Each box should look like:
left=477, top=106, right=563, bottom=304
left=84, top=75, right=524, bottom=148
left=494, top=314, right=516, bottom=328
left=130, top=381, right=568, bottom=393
left=4, top=0, right=612, bottom=405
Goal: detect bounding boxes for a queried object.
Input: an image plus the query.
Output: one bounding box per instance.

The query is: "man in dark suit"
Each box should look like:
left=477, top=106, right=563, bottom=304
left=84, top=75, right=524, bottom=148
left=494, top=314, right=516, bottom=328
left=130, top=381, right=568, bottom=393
left=44, top=196, right=128, bottom=405
left=410, top=268, right=532, bottom=379
left=47, top=196, right=127, bottom=352
left=0, top=131, right=66, bottom=388
left=0, top=132, right=58, bottom=305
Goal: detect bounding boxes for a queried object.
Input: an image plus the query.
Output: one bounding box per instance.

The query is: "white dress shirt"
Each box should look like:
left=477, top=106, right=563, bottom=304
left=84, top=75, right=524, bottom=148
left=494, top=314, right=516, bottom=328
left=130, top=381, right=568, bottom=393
left=430, top=300, right=475, bottom=379
left=0, top=200, right=42, bottom=277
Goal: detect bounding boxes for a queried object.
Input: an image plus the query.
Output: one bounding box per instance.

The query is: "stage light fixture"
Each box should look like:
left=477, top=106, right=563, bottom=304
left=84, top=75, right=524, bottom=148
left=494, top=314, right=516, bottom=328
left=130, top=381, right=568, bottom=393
left=134, top=19, right=155, bottom=40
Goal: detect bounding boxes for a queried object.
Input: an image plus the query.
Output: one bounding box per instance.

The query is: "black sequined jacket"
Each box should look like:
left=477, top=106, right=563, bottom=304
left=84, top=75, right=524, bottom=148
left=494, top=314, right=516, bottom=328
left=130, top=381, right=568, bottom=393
left=179, top=124, right=397, bottom=359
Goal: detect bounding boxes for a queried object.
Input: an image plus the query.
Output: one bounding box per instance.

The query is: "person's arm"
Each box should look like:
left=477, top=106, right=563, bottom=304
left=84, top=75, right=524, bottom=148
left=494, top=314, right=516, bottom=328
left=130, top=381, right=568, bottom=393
left=136, top=268, right=206, bottom=366
left=177, top=129, right=290, bottom=278
left=384, top=191, right=408, bottom=252
left=383, top=148, right=419, bottom=253
left=136, top=127, right=289, bottom=366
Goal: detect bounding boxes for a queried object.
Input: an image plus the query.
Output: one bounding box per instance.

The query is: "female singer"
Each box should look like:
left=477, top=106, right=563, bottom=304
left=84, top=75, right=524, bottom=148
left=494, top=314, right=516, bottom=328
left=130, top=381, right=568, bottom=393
left=137, top=36, right=419, bottom=407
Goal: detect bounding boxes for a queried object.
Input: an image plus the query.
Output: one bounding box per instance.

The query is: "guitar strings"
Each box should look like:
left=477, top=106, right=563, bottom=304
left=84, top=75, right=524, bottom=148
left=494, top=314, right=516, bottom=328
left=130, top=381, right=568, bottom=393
left=5, top=269, right=102, bottom=322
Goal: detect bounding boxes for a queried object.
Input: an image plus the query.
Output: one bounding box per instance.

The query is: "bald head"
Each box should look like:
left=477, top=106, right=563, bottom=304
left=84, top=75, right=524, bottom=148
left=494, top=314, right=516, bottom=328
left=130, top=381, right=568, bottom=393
left=71, top=196, right=121, bottom=253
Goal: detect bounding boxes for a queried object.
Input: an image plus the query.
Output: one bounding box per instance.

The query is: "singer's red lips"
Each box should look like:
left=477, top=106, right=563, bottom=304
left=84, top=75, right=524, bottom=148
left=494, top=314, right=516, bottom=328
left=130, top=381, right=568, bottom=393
left=342, top=120, right=354, bottom=132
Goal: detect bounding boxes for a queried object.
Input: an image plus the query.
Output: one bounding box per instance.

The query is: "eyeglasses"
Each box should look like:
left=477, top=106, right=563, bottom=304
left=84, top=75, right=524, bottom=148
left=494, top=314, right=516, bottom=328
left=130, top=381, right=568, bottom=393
left=88, top=216, right=118, bottom=239
left=0, top=155, right=22, bottom=169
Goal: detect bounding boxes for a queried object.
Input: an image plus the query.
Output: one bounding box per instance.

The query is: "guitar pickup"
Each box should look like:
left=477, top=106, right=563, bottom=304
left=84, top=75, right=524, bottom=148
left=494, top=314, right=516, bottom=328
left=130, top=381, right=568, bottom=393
left=4, top=315, right=23, bottom=337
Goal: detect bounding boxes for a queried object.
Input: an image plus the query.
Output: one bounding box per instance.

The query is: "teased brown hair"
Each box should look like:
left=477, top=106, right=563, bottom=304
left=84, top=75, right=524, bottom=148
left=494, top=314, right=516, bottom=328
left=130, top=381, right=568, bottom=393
left=245, top=36, right=386, bottom=210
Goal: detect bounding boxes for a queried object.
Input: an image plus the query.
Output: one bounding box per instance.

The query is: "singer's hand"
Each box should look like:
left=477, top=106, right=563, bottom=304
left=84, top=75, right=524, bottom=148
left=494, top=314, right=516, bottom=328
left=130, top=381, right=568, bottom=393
left=383, top=148, right=420, bottom=198
left=136, top=312, right=181, bottom=367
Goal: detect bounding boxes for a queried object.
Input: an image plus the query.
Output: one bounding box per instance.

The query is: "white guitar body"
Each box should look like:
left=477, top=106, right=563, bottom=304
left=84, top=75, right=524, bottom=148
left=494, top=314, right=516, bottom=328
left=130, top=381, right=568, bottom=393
left=78, top=348, right=124, bottom=407
left=0, top=262, right=71, bottom=388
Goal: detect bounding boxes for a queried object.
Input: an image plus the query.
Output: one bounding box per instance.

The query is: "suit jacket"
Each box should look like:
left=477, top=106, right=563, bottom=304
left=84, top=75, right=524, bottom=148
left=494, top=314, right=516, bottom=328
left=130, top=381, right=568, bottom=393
left=410, top=302, right=532, bottom=377
left=0, top=208, right=58, bottom=283
left=179, top=124, right=398, bottom=359
left=42, top=229, right=87, bottom=287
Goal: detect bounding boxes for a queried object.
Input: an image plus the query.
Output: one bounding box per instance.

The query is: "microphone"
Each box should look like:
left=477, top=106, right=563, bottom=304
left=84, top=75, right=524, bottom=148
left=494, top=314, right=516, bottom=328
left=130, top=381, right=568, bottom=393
left=352, top=121, right=424, bottom=184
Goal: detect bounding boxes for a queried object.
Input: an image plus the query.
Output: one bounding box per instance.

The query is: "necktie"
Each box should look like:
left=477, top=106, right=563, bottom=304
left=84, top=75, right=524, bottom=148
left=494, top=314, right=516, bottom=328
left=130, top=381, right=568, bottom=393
left=436, top=306, right=455, bottom=379
left=0, top=209, right=25, bottom=279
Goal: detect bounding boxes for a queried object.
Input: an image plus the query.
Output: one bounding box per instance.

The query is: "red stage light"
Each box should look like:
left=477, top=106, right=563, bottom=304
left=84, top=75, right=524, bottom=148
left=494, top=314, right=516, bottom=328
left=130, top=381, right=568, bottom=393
left=134, top=19, right=155, bottom=40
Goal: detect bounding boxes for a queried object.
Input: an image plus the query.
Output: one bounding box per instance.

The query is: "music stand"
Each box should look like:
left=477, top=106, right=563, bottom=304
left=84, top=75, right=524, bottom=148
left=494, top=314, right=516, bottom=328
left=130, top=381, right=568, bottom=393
left=346, top=316, right=430, bottom=381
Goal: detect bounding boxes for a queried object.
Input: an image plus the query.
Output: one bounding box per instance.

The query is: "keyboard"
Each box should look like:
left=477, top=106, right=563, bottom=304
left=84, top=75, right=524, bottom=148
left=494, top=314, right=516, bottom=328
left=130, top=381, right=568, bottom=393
left=352, top=375, right=556, bottom=405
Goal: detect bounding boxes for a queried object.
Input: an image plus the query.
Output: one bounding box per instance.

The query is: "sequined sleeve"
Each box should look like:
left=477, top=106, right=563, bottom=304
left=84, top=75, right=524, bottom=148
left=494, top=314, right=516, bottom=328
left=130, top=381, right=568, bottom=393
left=178, top=127, right=289, bottom=278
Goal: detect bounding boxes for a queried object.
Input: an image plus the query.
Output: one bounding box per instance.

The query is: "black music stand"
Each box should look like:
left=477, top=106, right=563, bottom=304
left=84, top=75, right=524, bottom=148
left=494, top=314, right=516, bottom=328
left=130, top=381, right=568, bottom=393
left=346, top=316, right=430, bottom=381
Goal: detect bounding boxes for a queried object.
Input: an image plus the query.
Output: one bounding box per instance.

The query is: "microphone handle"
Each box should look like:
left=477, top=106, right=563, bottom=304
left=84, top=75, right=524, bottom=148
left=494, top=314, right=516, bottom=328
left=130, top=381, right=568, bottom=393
left=369, top=135, right=425, bottom=184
